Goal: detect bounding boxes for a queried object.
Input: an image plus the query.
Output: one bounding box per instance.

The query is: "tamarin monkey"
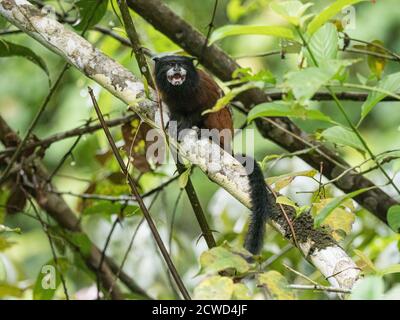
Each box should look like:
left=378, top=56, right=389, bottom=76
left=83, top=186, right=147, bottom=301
left=153, top=55, right=271, bottom=255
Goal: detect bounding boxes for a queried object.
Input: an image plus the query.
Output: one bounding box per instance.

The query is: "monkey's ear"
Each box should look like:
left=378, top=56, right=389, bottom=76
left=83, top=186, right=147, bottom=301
left=152, top=56, right=160, bottom=63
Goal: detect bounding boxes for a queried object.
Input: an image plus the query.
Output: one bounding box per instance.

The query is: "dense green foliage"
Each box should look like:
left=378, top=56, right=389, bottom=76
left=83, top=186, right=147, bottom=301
left=1, top=0, right=400, bottom=300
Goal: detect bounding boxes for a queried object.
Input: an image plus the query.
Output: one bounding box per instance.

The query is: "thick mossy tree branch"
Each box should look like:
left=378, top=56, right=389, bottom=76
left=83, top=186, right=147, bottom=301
left=126, top=0, right=399, bottom=225
left=0, top=0, right=359, bottom=290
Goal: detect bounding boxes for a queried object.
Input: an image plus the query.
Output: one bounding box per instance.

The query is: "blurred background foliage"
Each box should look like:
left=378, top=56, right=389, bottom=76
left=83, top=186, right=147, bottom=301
left=0, top=0, right=400, bottom=300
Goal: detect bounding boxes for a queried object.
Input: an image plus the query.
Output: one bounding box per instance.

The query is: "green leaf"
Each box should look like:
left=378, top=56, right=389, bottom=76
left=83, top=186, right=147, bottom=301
left=360, top=72, right=400, bottom=123
left=285, top=67, right=332, bottom=102
left=33, top=258, right=69, bottom=300
left=308, top=23, right=338, bottom=65
left=350, top=276, right=384, bottom=300
left=209, top=25, right=295, bottom=44
left=75, top=0, right=109, bottom=31
left=387, top=205, right=400, bottom=233
left=321, top=126, right=365, bottom=153
left=83, top=200, right=139, bottom=219
left=0, top=16, right=8, bottom=29
left=307, top=0, right=367, bottom=36
left=62, top=231, right=92, bottom=257
left=314, top=187, right=374, bottom=227
left=284, top=59, right=356, bottom=102
left=0, top=40, right=49, bottom=79
left=270, top=0, right=313, bottom=26
left=247, top=102, right=336, bottom=123
left=200, top=246, right=250, bottom=274
left=0, top=284, right=24, bottom=298
left=232, top=68, right=276, bottom=84
left=257, top=271, right=296, bottom=300
left=266, top=169, right=318, bottom=185
left=193, top=276, right=234, bottom=300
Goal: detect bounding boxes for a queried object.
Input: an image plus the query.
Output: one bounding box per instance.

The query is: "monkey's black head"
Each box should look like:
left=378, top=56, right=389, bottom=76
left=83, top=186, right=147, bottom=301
left=153, top=55, right=198, bottom=93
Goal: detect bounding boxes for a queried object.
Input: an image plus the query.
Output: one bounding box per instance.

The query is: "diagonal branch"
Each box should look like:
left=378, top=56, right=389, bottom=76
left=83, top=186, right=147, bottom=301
left=89, top=87, right=191, bottom=300
left=0, top=0, right=360, bottom=291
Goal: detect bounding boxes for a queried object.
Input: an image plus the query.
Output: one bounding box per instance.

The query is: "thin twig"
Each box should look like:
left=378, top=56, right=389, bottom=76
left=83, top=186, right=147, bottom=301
left=262, top=244, right=293, bottom=268
left=89, top=87, right=191, bottom=300
left=199, top=0, right=219, bottom=63
left=108, top=217, right=145, bottom=297
left=169, top=189, right=184, bottom=254
left=283, top=263, right=319, bottom=286
left=97, top=217, right=120, bottom=300
left=26, top=196, right=70, bottom=300
left=108, top=189, right=160, bottom=297
left=117, top=0, right=155, bottom=88
left=288, top=284, right=351, bottom=294
left=0, top=114, right=138, bottom=157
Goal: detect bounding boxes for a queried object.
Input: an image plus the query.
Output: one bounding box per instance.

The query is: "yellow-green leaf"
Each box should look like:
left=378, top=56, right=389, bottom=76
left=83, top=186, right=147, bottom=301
left=270, top=0, right=313, bottom=26
left=366, top=40, right=387, bottom=79
left=0, top=236, right=15, bottom=252
left=178, top=165, right=191, bottom=189
left=0, top=284, right=24, bottom=298
left=232, top=283, right=252, bottom=300
left=274, top=177, right=294, bottom=191
left=247, top=102, right=336, bottom=124
left=307, top=0, right=367, bottom=36
left=312, top=200, right=355, bottom=240
left=354, top=249, right=377, bottom=274
left=194, top=276, right=234, bottom=300
left=314, top=187, right=373, bottom=227
left=200, top=246, right=250, bottom=274
left=257, top=271, right=296, bottom=300
left=276, top=196, right=297, bottom=208
left=203, top=83, right=258, bottom=115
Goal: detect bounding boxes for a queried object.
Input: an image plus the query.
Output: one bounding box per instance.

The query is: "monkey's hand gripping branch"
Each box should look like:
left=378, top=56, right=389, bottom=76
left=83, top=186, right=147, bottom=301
left=0, top=0, right=360, bottom=292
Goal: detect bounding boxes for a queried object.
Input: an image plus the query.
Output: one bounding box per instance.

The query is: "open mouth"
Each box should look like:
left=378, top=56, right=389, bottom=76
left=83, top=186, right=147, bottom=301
left=167, top=72, right=186, bottom=86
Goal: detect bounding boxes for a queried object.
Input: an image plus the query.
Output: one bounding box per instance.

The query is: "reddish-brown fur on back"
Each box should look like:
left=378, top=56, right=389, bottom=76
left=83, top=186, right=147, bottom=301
left=197, top=70, right=233, bottom=148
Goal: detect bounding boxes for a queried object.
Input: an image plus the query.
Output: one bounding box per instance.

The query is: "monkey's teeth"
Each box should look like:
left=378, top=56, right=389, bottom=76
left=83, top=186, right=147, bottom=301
left=168, top=74, right=186, bottom=85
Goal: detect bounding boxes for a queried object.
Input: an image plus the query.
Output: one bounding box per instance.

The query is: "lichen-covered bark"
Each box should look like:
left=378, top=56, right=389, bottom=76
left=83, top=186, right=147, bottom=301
left=0, top=0, right=360, bottom=291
